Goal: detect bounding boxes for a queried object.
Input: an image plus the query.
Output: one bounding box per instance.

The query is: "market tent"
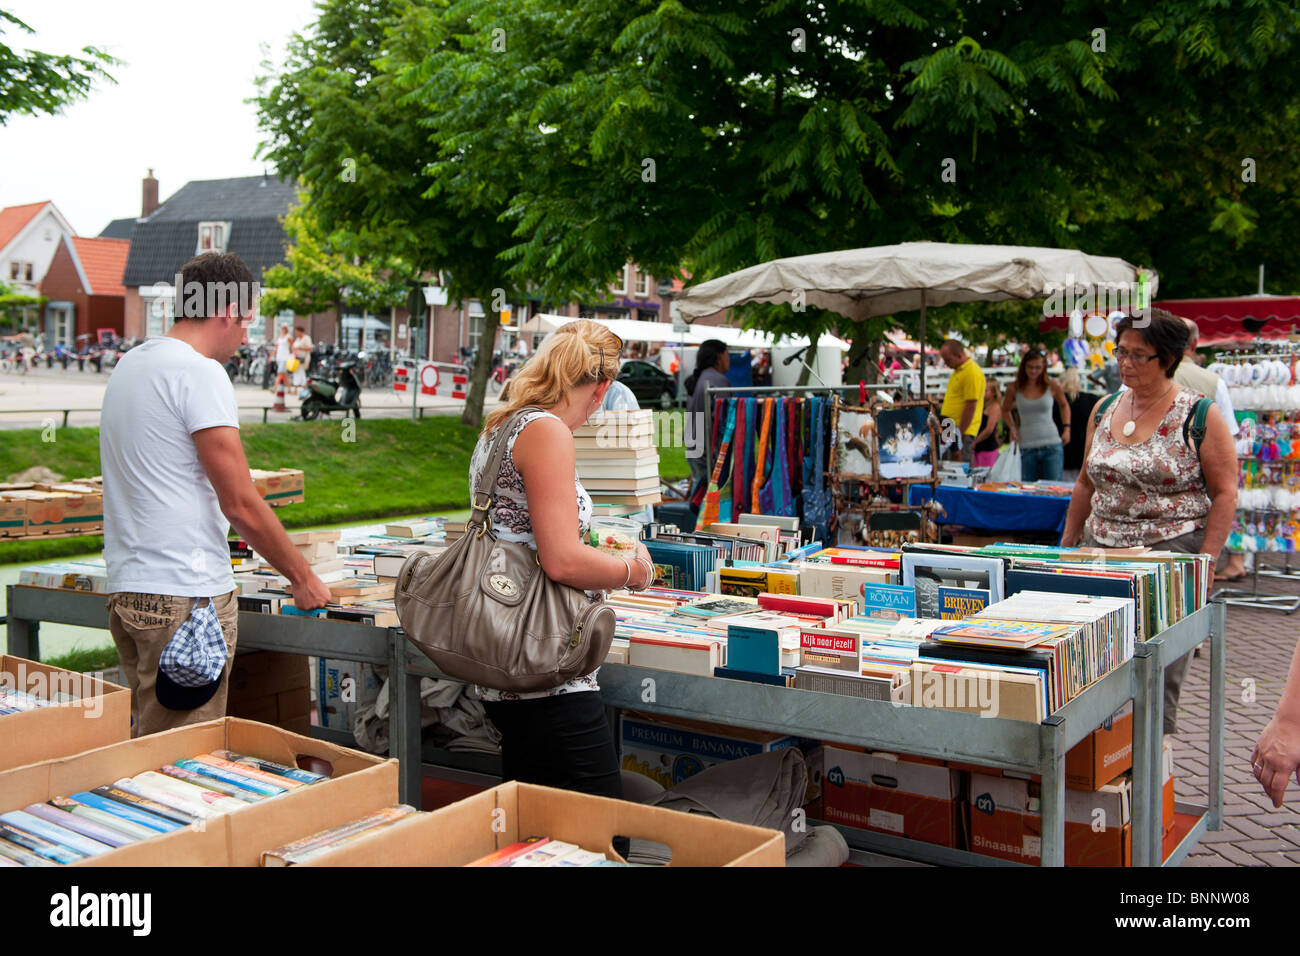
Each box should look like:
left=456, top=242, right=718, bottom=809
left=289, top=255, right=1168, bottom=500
left=529, top=314, right=849, bottom=350
left=671, top=241, right=1153, bottom=392
left=1042, top=295, right=1300, bottom=346
left=517, top=313, right=561, bottom=335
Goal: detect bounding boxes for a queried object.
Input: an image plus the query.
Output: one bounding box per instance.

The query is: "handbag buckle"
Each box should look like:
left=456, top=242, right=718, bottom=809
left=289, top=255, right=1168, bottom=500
left=471, top=492, right=493, bottom=512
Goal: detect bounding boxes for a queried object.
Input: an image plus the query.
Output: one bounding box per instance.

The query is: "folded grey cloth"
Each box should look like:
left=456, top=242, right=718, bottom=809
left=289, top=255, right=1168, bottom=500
left=646, top=748, right=809, bottom=856
left=785, top=825, right=850, bottom=868
left=353, top=677, right=502, bottom=755
left=620, top=769, right=666, bottom=804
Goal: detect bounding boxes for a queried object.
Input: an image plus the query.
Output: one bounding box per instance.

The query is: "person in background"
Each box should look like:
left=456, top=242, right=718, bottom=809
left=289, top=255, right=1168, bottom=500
left=938, top=339, right=985, bottom=463
left=291, top=325, right=313, bottom=389
left=101, top=253, right=330, bottom=737
left=1060, top=310, right=1237, bottom=735
left=1002, top=349, right=1069, bottom=481
left=273, top=323, right=292, bottom=392
left=469, top=319, right=654, bottom=800
left=1253, top=642, right=1300, bottom=807
left=684, top=339, right=731, bottom=510
left=1057, top=367, right=1100, bottom=483
left=972, top=379, right=1004, bottom=471
left=1171, top=317, right=1244, bottom=581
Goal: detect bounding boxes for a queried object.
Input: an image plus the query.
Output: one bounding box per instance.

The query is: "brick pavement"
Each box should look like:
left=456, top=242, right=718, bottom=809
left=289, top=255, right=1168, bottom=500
left=1175, top=567, right=1300, bottom=866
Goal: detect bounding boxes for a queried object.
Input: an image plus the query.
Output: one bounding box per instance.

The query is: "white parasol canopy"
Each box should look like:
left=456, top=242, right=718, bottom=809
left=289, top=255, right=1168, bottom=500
left=671, top=241, right=1155, bottom=392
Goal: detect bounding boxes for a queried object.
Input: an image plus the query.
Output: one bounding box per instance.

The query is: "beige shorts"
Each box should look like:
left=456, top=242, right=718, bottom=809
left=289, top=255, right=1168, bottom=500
left=107, top=591, right=238, bottom=737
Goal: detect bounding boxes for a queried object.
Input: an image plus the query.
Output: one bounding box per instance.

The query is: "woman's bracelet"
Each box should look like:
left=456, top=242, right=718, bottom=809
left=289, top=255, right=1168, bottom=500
left=630, top=556, right=654, bottom=591
left=619, top=559, right=633, bottom=590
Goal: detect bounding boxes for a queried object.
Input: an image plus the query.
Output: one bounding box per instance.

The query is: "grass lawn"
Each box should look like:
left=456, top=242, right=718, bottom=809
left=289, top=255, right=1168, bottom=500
left=1, top=412, right=691, bottom=566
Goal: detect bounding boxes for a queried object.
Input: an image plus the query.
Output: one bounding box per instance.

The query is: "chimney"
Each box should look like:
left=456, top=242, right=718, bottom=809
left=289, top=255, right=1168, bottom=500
left=142, top=169, right=159, bottom=219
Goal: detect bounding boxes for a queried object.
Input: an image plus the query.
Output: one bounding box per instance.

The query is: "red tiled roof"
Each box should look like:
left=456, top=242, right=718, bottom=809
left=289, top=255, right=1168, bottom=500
left=70, top=236, right=130, bottom=296
left=0, top=201, right=50, bottom=251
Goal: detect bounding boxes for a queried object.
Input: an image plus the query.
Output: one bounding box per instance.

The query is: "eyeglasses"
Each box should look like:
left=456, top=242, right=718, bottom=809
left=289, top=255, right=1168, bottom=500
left=1114, top=348, right=1159, bottom=365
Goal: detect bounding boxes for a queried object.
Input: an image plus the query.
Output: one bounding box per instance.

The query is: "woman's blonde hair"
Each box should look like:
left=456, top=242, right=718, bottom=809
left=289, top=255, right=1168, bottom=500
left=985, top=377, right=1002, bottom=406
left=483, top=319, right=621, bottom=433
left=1061, top=366, right=1083, bottom=400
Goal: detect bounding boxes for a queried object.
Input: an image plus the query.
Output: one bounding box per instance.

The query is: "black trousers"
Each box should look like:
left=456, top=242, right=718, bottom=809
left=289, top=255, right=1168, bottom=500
left=483, top=691, right=625, bottom=800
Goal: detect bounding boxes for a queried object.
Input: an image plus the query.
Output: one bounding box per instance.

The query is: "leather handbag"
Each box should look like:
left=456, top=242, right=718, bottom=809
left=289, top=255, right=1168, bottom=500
left=394, top=407, right=617, bottom=693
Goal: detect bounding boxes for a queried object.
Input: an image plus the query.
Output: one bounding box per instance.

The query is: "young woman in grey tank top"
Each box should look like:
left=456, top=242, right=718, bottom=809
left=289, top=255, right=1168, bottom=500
left=1001, top=349, right=1071, bottom=481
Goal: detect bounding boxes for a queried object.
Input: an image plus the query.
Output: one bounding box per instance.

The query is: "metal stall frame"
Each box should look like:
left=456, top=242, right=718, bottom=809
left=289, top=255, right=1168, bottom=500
left=6, top=585, right=1223, bottom=867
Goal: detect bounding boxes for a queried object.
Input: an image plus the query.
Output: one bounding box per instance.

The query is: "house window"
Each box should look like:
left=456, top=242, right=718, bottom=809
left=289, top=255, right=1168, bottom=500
left=468, top=300, right=485, bottom=353
left=24, top=262, right=32, bottom=281
left=8, top=262, right=17, bottom=281
left=612, top=264, right=629, bottom=296
left=634, top=267, right=650, bottom=297
left=197, top=221, right=229, bottom=254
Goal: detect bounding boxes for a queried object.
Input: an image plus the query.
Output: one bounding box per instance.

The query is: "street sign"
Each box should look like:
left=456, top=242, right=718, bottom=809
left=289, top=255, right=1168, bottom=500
left=419, top=363, right=440, bottom=396
left=393, top=365, right=409, bottom=392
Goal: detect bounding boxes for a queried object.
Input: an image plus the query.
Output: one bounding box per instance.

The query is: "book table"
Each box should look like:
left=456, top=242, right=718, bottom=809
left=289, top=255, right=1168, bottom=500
left=5, top=584, right=1224, bottom=867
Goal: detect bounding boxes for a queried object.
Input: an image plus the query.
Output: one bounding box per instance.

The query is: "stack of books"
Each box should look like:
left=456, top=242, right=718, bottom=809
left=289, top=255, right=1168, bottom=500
left=573, top=410, right=661, bottom=512
left=467, top=836, right=635, bottom=867
left=0, top=750, right=329, bottom=865
left=261, top=806, right=418, bottom=865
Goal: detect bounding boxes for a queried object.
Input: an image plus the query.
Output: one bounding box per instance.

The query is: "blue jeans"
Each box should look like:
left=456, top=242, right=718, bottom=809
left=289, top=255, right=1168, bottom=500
left=1020, top=443, right=1064, bottom=481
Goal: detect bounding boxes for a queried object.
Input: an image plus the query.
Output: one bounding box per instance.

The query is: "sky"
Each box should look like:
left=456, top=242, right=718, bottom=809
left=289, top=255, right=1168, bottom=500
left=0, top=0, right=319, bottom=236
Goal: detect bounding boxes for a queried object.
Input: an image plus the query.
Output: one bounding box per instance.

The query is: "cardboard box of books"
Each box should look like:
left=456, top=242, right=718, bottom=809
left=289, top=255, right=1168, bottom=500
left=1065, top=702, right=1133, bottom=791
left=310, top=657, right=384, bottom=733
left=251, top=468, right=305, bottom=507
left=227, top=652, right=312, bottom=737
left=0, top=717, right=397, bottom=866
left=8, top=490, right=103, bottom=536
left=820, top=745, right=964, bottom=848
left=0, top=496, right=27, bottom=536
left=620, top=711, right=801, bottom=790
left=968, top=742, right=1173, bottom=866
left=296, top=781, right=786, bottom=866
left=0, top=656, right=131, bottom=772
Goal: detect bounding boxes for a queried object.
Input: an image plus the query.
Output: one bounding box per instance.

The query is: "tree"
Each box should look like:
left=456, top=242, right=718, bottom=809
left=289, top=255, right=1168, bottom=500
left=389, top=0, right=1300, bottom=345
left=260, top=201, right=410, bottom=344
left=255, top=0, right=530, bottom=427
left=0, top=278, right=41, bottom=331
left=0, top=10, right=116, bottom=124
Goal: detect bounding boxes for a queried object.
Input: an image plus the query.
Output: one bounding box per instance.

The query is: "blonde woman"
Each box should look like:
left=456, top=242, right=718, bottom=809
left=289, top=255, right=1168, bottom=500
left=470, top=319, right=653, bottom=799
left=972, top=379, right=1004, bottom=470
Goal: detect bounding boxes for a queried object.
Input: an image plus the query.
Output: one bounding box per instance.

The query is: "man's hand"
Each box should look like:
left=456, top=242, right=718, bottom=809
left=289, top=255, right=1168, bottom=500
left=291, top=572, right=332, bottom=611
left=1253, top=716, right=1300, bottom=808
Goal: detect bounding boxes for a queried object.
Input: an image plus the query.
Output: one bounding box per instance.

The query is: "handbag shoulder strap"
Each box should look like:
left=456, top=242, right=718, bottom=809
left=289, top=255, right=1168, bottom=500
left=471, top=405, right=544, bottom=527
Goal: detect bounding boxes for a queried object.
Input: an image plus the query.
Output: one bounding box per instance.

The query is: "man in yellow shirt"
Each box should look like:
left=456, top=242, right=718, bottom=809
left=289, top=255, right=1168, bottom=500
left=939, top=340, right=985, bottom=463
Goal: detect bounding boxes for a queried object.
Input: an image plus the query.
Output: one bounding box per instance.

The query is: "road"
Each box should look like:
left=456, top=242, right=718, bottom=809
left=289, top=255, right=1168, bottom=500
left=0, top=365, right=500, bottom=429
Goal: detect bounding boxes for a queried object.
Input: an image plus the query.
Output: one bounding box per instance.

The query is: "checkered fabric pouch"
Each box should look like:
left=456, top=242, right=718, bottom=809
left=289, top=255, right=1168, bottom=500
left=158, top=599, right=227, bottom=688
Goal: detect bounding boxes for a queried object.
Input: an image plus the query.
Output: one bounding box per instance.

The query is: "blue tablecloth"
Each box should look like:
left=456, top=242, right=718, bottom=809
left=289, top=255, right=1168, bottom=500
left=908, top=485, right=1070, bottom=534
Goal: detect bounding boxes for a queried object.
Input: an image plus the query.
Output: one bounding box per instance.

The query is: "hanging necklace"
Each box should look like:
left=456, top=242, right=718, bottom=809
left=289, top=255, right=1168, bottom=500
left=1122, top=383, right=1174, bottom=437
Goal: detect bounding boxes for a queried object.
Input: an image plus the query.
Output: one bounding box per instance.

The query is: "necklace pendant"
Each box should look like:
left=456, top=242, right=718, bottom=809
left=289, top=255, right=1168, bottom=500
left=1122, top=420, right=1137, bottom=437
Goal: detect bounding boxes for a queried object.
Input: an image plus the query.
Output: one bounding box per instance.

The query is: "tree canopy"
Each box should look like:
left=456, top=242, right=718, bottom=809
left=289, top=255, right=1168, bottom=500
left=0, top=10, right=115, bottom=125
left=259, top=0, right=1300, bottom=385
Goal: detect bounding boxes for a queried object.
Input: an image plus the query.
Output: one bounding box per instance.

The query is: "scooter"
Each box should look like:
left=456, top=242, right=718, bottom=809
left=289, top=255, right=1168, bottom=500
left=299, top=358, right=362, bottom=420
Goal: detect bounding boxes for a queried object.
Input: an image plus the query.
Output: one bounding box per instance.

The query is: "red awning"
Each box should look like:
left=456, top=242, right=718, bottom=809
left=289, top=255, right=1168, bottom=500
left=1040, top=295, right=1300, bottom=344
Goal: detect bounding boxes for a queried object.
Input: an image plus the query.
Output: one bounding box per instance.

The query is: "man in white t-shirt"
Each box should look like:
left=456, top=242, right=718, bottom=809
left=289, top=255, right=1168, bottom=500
left=291, top=326, right=313, bottom=388
left=101, top=252, right=331, bottom=737
left=273, top=323, right=292, bottom=390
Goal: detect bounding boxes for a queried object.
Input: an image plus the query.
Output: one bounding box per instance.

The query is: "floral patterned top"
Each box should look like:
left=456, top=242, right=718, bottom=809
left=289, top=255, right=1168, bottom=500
left=467, top=409, right=598, bottom=701
left=1085, top=388, right=1211, bottom=547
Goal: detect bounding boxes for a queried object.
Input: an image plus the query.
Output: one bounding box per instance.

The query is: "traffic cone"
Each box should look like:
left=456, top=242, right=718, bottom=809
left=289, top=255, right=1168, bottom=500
left=273, top=380, right=287, bottom=412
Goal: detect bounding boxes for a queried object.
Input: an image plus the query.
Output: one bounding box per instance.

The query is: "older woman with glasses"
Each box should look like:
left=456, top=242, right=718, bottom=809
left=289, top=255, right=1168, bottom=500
left=1061, top=308, right=1237, bottom=735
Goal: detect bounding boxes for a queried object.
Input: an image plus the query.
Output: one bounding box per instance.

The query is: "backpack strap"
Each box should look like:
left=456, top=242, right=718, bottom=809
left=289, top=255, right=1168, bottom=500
left=1182, top=396, right=1214, bottom=452
left=1092, top=391, right=1122, bottom=427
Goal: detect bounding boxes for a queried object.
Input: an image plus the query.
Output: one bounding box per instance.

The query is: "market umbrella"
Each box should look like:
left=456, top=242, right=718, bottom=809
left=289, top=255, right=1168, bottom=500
left=672, top=241, right=1153, bottom=394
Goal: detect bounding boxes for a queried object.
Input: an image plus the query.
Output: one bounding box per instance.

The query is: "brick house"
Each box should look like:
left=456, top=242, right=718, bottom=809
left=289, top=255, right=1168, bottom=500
left=38, top=236, right=131, bottom=344
left=0, top=200, right=78, bottom=332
